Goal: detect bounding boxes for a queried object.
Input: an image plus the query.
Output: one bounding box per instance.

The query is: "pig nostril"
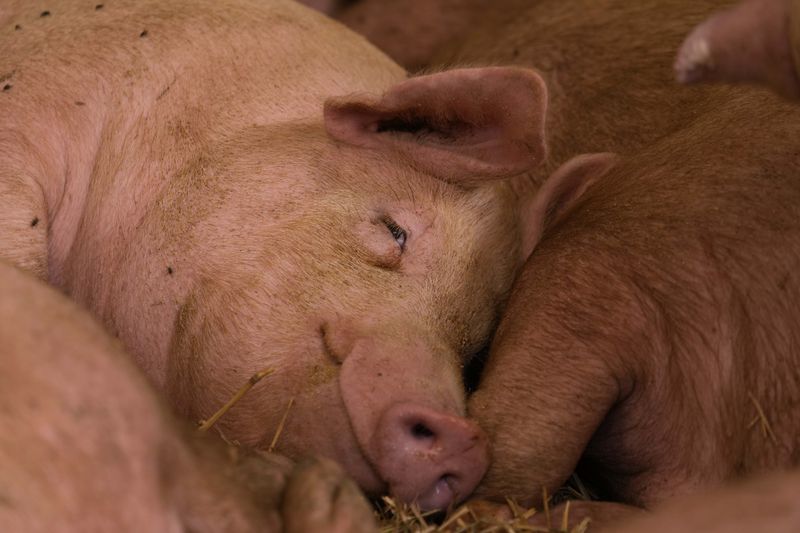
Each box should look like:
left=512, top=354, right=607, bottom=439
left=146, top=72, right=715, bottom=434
left=411, top=422, right=435, bottom=440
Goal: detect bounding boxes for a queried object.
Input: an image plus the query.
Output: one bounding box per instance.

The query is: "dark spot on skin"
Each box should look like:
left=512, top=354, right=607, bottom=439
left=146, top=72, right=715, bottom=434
left=40, top=11, right=51, bottom=17
left=377, top=372, right=383, bottom=377
left=140, top=30, right=148, bottom=38
left=512, top=48, right=519, bottom=58
left=2, top=84, right=11, bottom=92
left=167, top=266, right=173, bottom=275
left=95, top=4, right=104, bottom=10
left=75, top=101, right=85, bottom=106
left=14, top=24, right=21, bottom=31
left=30, top=217, right=39, bottom=227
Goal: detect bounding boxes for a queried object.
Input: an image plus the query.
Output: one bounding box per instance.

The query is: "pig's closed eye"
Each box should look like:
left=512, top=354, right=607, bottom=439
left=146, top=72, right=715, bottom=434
left=381, top=216, right=407, bottom=251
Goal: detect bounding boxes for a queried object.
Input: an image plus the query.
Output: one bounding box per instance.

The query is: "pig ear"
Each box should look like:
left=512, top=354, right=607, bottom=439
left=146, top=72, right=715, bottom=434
left=324, top=67, right=548, bottom=182
left=520, top=153, right=618, bottom=259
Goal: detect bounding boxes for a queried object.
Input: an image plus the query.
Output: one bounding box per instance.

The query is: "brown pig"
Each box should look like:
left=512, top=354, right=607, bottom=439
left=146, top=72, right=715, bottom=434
left=468, top=84, right=800, bottom=511
left=0, top=0, right=564, bottom=509
left=0, top=259, right=376, bottom=533
left=676, top=0, right=800, bottom=99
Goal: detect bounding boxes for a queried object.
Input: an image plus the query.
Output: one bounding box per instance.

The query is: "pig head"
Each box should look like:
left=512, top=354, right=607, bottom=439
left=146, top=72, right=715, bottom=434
left=160, top=66, right=550, bottom=510
left=0, top=0, right=549, bottom=510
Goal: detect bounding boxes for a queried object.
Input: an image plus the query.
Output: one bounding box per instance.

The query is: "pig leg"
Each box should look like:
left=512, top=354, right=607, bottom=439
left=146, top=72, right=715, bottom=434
left=675, top=0, right=800, bottom=99
left=281, top=458, right=377, bottom=533
left=179, top=444, right=378, bottom=533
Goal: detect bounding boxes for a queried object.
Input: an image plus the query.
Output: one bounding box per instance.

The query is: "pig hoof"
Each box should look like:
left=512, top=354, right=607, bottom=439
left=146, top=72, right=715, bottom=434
left=675, top=27, right=715, bottom=84
left=282, top=457, right=377, bottom=533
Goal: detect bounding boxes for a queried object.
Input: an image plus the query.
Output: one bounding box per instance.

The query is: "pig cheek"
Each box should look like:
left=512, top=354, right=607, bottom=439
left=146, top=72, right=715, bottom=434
left=269, top=368, right=386, bottom=494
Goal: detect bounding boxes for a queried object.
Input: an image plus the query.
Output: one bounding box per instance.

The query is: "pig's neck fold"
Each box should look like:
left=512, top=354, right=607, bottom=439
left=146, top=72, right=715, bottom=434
left=45, top=102, right=110, bottom=286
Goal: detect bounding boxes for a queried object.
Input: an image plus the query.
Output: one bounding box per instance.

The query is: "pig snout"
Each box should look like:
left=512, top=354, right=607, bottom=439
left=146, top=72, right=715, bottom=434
left=372, top=403, right=488, bottom=510
left=334, top=326, right=488, bottom=510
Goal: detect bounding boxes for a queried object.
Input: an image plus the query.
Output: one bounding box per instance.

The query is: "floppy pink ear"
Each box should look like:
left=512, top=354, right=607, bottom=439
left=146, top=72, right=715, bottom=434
left=520, top=153, right=618, bottom=260
left=324, top=67, right=548, bottom=183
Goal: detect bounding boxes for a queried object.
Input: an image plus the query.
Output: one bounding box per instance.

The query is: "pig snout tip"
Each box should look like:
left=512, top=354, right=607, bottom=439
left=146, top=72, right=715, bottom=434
left=373, top=403, right=488, bottom=510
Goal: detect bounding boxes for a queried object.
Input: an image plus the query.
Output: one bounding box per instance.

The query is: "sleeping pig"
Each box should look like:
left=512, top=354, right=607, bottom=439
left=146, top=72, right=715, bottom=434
left=469, top=74, right=800, bottom=521
left=0, top=0, right=557, bottom=509
left=0, top=259, right=376, bottom=533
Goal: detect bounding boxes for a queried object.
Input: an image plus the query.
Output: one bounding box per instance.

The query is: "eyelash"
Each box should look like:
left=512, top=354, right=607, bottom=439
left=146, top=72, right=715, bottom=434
left=382, top=216, right=407, bottom=251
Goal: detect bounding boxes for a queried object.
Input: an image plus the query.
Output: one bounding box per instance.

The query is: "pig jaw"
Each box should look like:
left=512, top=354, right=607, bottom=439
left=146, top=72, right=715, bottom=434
left=334, top=331, right=488, bottom=510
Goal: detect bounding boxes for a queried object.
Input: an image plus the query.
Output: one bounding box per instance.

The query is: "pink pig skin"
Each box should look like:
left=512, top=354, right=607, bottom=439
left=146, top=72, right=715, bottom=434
left=0, top=259, right=378, bottom=533
left=0, top=0, right=557, bottom=509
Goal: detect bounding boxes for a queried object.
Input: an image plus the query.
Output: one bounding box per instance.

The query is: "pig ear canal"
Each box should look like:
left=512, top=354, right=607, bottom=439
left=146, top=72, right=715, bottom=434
left=323, top=67, right=549, bottom=183
left=519, top=153, right=619, bottom=260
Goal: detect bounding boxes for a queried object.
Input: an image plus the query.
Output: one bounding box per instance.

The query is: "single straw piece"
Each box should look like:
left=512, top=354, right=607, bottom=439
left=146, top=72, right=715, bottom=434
left=198, top=368, right=274, bottom=432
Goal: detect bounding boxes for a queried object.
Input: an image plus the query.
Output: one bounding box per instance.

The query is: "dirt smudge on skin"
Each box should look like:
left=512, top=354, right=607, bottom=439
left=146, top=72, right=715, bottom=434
left=305, top=364, right=337, bottom=389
